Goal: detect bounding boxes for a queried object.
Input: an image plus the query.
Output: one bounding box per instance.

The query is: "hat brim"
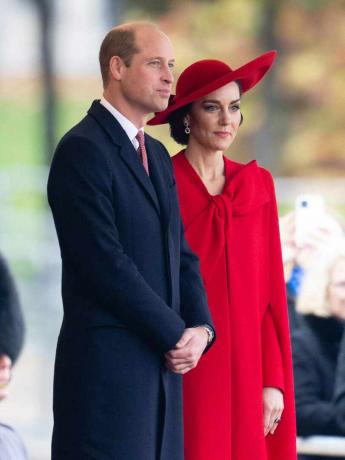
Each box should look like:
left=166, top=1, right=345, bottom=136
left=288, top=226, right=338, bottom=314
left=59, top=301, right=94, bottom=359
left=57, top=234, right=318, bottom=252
left=148, top=50, right=277, bottom=125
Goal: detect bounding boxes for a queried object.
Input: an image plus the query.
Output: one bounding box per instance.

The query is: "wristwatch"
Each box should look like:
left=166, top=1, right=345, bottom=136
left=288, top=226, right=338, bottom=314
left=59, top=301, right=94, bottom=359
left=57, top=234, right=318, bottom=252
left=201, top=325, right=214, bottom=344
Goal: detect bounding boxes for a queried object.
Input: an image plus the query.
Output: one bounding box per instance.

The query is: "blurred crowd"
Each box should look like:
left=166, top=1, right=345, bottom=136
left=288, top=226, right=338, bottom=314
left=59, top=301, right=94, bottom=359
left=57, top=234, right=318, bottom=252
left=280, top=194, right=345, bottom=460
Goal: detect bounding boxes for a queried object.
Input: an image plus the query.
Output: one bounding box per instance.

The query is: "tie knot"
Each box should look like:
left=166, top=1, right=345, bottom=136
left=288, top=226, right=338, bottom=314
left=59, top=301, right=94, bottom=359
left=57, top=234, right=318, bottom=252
left=136, top=130, right=145, bottom=146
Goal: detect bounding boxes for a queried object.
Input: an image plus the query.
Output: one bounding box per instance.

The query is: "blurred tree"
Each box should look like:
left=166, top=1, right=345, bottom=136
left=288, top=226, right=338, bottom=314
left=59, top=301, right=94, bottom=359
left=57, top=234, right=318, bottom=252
left=251, top=0, right=283, bottom=172
left=104, top=0, right=125, bottom=27
left=28, top=0, right=56, bottom=163
left=108, top=0, right=215, bottom=17
left=143, top=0, right=345, bottom=176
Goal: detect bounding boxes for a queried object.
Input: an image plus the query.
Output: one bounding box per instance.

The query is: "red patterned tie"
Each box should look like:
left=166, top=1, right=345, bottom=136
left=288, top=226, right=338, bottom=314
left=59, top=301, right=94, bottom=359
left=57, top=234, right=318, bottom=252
left=136, top=130, right=149, bottom=175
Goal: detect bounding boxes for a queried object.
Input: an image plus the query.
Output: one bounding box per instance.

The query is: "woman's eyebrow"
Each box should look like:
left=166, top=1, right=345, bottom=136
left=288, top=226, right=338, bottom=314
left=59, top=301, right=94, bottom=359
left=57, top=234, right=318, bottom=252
left=202, top=98, right=241, bottom=104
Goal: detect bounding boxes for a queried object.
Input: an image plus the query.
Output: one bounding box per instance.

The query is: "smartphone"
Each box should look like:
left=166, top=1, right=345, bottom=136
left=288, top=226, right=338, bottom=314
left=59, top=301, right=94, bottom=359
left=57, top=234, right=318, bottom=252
left=295, top=194, right=325, bottom=248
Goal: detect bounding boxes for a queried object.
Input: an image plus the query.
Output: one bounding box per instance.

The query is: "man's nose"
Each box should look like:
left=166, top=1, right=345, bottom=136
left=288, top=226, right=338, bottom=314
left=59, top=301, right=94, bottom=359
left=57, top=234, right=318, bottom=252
left=161, top=65, right=173, bottom=85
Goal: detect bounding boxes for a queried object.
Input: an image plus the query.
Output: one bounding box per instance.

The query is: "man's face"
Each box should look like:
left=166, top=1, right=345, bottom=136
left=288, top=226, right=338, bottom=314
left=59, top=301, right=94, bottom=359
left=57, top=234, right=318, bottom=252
left=119, top=28, right=174, bottom=117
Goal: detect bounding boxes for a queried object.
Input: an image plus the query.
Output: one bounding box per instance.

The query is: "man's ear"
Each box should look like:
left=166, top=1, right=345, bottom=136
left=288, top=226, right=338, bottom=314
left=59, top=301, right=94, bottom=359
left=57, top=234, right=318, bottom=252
left=109, top=56, right=125, bottom=81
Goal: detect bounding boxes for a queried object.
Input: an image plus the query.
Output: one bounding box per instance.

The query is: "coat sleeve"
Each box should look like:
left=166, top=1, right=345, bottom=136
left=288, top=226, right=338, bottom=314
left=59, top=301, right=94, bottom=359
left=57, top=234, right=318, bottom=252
left=259, top=170, right=297, bottom=458
left=292, top=331, right=344, bottom=436
left=179, top=218, right=216, bottom=351
left=261, top=169, right=289, bottom=392
left=47, top=136, right=185, bottom=352
left=261, top=306, right=285, bottom=391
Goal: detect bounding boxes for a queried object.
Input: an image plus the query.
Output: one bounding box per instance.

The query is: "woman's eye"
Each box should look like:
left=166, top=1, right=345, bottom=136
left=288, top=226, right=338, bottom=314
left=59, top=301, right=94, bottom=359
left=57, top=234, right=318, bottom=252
left=204, top=105, right=218, bottom=112
left=230, top=104, right=240, bottom=112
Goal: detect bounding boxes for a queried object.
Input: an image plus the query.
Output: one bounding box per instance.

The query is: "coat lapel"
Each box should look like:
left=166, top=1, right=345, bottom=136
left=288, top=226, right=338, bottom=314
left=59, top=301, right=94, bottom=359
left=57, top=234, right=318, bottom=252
left=87, top=100, right=160, bottom=215
left=145, top=135, right=171, bottom=231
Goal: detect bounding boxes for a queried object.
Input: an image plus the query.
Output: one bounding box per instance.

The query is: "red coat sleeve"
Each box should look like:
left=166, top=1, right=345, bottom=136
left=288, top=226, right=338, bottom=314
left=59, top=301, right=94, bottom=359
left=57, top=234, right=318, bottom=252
left=261, top=168, right=297, bottom=459
left=261, top=305, right=285, bottom=391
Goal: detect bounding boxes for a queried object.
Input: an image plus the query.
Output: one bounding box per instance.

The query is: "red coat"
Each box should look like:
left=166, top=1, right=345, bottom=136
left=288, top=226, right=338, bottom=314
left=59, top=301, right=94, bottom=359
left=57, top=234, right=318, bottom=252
left=173, top=152, right=296, bottom=460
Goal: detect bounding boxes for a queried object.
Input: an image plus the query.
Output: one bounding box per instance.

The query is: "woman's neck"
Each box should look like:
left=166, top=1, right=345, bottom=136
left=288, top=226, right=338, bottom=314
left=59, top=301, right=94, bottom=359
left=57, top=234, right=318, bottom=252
left=184, top=144, right=224, bottom=181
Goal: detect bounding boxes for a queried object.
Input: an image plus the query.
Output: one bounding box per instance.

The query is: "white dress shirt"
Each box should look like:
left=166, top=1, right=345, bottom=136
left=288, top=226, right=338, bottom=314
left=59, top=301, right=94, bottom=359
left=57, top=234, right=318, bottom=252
left=100, top=97, right=144, bottom=150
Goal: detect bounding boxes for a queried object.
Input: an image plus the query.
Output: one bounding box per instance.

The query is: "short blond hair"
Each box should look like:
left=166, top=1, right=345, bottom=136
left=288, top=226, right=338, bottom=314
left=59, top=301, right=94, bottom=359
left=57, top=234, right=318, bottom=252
left=296, top=237, right=345, bottom=316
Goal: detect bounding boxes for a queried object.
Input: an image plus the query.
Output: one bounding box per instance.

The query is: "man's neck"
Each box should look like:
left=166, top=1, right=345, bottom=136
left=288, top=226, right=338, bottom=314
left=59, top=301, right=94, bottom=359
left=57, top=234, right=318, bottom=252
left=102, top=90, right=145, bottom=129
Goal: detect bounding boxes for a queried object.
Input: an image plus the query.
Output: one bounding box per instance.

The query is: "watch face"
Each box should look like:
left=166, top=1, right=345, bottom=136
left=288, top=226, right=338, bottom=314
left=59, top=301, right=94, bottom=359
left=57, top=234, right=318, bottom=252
left=203, top=326, right=213, bottom=343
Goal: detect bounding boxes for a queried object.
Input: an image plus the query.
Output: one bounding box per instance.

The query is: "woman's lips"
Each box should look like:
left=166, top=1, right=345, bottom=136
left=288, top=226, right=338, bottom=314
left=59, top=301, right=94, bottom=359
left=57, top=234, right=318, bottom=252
left=214, top=131, right=232, bottom=138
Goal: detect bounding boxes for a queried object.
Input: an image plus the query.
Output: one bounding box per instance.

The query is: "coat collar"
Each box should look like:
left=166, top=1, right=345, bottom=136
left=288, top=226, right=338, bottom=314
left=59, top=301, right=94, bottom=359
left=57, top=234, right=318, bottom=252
left=88, top=100, right=161, bottom=216
left=174, top=151, right=270, bottom=216
left=224, top=159, right=270, bottom=215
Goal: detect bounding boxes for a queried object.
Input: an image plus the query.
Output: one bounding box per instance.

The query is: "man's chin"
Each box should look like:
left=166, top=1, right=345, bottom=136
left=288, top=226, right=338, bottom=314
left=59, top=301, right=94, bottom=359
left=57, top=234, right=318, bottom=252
left=151, top=100, right=169, bottom=114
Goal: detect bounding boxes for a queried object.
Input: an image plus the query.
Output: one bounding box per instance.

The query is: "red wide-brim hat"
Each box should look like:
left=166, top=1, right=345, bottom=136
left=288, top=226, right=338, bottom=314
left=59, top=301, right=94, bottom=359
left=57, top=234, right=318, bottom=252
left=148, top=50, right=277, bottom=125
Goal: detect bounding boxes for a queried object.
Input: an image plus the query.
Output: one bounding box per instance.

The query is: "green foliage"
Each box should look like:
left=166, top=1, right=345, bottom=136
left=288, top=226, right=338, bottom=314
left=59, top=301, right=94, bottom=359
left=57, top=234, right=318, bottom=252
left=0, top=95, right=44, bottom=166
left=1, top=0, right=344, bottom=176
left=293, top=0, right=329, bottom=8
left=150, top=0, right=345, bottom=176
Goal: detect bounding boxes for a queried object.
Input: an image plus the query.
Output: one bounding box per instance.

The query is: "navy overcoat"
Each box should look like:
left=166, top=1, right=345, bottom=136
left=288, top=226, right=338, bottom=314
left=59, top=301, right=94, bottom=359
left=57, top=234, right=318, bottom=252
left=47, top=100, right=214, bottom=460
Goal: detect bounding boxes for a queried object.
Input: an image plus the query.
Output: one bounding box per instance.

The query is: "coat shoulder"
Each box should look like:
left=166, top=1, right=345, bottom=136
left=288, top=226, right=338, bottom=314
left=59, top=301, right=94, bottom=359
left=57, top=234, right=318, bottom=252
left=256, top=165, right=276, bottom=201
left=55, top=115, right=106, bottom=157
left=51, top=116, right=111, bottom=174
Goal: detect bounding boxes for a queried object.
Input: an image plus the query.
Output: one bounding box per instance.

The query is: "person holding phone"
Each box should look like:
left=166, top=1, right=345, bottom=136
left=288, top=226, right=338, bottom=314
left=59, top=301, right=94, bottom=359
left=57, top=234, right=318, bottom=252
left=293, top=238, right=345, bottom=460
left=279, top=200, right=344, bottom=331
left=148, top=52, right=296, bottom=460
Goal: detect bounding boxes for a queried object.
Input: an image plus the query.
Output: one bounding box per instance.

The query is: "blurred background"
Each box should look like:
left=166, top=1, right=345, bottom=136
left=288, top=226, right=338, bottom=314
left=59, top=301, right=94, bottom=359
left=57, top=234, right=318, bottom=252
left=0, top=0, right=344, bottom=458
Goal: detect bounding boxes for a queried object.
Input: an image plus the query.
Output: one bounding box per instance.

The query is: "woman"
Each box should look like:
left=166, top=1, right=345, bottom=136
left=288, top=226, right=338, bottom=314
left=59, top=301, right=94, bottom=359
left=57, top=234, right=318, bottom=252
left=292, top=238, right=345, bottom=460
left=148, top=52, right=296, bottom=459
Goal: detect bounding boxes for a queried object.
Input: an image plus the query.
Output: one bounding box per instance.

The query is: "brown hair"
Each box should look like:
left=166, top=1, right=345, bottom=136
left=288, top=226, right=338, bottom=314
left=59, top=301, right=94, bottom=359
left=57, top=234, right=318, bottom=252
left=168, top=81, right=243, bottom=145
left=99, top=28, right=139, bottom=86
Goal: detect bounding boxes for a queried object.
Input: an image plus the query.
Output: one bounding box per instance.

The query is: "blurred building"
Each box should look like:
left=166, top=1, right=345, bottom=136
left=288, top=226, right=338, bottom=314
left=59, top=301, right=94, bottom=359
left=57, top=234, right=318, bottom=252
left=0, top=0, right=107, bottom=78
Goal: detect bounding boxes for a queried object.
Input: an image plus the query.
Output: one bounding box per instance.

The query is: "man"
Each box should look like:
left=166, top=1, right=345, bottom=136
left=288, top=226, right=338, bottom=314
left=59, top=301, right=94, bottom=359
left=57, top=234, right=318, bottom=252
left=48, top=22, right=214, bottom=460
left=0, top=252, right=27, bottom=460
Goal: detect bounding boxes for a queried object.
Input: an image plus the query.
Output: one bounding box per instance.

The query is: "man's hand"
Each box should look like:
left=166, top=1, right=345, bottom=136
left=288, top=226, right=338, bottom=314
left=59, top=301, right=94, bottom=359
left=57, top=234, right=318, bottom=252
left=263, top=387, right=284, bottom=436
left=164, top=327, right=209, bottom=374
left=0, top=355, right=12, bottom=401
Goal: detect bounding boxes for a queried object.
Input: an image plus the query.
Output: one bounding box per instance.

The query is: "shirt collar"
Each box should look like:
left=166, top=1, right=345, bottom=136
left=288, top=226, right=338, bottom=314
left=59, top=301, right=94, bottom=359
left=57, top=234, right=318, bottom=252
left=100, top=97, right=144, bottom=148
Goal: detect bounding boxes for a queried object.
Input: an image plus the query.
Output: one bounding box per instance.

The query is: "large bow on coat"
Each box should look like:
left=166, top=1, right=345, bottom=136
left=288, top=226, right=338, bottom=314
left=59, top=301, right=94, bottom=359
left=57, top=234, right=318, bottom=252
left=184, top=160, right=270, bottom=285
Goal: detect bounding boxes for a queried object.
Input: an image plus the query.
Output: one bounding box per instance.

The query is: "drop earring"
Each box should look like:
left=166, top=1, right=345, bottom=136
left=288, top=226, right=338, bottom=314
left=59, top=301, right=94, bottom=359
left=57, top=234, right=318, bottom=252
left=183, top=119, right=191, bottom=135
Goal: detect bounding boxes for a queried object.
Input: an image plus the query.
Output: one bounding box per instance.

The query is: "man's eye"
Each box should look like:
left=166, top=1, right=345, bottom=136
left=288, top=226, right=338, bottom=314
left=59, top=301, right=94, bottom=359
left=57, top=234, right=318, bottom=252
left=168, top=62, right=175, bottom=69
left=149, top=61, right=161, bottom=67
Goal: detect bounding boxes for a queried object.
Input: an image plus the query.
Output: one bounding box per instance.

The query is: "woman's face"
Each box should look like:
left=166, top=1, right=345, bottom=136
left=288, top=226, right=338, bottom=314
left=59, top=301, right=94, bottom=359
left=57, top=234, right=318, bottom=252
left=329, top=258, right=345, bottom=320
left=186, top=81, right=242, bottom=153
